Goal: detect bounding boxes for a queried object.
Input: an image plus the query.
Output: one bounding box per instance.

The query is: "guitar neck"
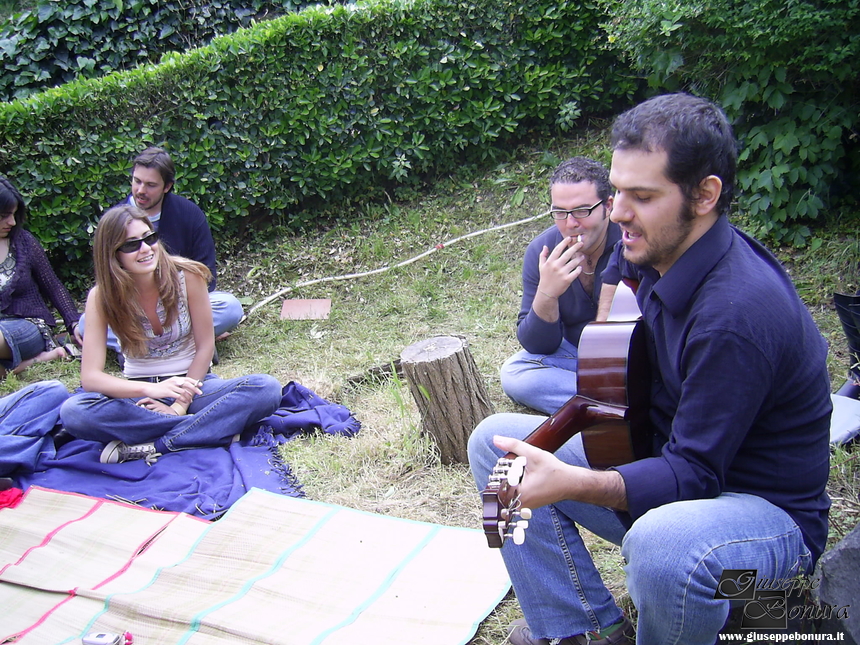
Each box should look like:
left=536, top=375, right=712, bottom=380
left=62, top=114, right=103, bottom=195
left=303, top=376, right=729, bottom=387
left=511, top=394, right=627, bottom=457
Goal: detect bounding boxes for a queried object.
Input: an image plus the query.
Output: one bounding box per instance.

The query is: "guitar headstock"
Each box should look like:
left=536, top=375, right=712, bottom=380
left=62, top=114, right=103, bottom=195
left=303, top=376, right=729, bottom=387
left=481, top=455, right=532, bottom=548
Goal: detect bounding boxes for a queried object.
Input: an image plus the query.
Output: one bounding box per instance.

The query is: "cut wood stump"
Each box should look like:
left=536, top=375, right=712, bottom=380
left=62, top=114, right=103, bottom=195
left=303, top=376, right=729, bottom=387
left=400, top=335, right=495, bottom=464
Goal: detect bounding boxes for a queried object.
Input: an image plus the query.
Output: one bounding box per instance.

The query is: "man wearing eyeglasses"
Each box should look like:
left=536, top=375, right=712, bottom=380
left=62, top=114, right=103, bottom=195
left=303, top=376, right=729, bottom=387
left=500, top=157, right=620, bottom=414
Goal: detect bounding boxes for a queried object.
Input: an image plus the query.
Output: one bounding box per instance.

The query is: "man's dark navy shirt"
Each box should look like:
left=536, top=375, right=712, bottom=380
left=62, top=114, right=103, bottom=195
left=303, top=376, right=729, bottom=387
left=610, top=216, right=832, bottom=563
left=516, top=222, right=621, bottom=355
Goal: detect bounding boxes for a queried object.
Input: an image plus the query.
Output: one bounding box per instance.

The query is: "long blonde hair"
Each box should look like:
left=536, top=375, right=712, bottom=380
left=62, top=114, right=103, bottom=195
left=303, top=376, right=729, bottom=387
left=93, top=204, right=211, bottom=357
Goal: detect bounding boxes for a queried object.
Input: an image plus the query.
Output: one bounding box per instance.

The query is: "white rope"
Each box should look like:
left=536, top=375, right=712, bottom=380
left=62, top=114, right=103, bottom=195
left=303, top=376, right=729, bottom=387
left=247, top=210, right=550, bottom=317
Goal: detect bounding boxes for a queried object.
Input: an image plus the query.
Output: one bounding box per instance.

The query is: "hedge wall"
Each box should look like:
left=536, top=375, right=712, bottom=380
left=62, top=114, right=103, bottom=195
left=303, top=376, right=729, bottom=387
left=0, top=0, right=312, bottom=103
left=0, top=0, right=639, bottom=286
left=599, top=0, right=860, bottom=246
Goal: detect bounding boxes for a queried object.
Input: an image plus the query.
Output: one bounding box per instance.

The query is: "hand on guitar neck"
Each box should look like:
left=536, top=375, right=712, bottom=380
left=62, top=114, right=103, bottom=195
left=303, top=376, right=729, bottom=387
left=481, top=283, right=650, bottom=548
left=493, top=435, right=628, bottom=512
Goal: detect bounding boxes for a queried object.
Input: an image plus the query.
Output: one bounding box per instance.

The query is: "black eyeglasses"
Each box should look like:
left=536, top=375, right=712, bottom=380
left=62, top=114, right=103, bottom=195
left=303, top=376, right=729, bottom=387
left=549, top=201, right=604, bottom=220
left=117, top=231, right=159, bottom=254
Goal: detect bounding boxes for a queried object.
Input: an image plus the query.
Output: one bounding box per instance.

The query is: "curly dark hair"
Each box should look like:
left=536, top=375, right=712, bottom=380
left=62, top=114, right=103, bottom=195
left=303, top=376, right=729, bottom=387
left=549, top=157, right=612, bottom=203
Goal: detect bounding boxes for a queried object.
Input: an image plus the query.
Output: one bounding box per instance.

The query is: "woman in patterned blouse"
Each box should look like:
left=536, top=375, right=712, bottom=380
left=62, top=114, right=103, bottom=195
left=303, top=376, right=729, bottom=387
left=59, top=204, right=281, bottom=464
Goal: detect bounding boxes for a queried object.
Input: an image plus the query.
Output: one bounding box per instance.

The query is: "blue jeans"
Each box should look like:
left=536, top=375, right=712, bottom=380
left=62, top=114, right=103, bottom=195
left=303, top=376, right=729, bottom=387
left=467, top=413, right=813, bottom=645
left=209, top=291, right=245, bottom=337
left=60, top=373, right=281, bottom=451
left=0, top=380, right=69, bottom=476
left=500, top=338, right=578, bottom=414
left=78, top=291, right=245, bottom=353
left=0, top=317, right=50, bottom=369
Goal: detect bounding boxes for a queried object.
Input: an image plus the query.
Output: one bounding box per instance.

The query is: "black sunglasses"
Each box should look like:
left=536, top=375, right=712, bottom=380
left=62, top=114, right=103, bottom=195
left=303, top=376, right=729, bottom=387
left=117, top=231, right=159, bottom=254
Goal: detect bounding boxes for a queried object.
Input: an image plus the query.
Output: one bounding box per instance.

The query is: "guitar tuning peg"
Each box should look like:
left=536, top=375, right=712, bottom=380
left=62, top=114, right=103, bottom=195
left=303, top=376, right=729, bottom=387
left=520, top=507, right=532, bottom=520
left=507, top=456, right=527, bottom=486
left=512, top=525, right=526, bottom=545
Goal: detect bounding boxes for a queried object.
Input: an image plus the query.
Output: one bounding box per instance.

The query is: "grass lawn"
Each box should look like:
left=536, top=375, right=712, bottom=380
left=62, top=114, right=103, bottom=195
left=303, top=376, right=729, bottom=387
left=6, top=125, right=859, bottom=643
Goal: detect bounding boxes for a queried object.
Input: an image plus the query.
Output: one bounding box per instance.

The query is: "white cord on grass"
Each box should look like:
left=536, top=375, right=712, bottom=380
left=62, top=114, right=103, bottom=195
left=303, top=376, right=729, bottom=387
left=247, top=210, right=550, bottom=317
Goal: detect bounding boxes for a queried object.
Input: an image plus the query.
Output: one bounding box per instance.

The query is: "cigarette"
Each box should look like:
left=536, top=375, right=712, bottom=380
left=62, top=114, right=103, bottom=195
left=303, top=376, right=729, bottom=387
left=577, top=234, right=582, bottom=244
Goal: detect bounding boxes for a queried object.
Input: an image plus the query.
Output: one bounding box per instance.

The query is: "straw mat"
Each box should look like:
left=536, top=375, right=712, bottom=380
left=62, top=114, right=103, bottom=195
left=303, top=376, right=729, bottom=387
left=1, top=486, right=510, bottom=644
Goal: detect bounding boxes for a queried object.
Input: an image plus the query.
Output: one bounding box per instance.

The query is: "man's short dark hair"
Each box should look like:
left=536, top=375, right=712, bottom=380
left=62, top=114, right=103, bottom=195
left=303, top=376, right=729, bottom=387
left=610, top=93, right=737, bottom=216
left=132, top=146, right=176, bottom=189
left=549, top=157, right=613, bottom=203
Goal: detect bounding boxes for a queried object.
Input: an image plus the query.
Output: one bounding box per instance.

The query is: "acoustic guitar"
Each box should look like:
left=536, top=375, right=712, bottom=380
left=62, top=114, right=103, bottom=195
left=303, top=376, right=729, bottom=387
left=481, top=283, right=652, bottom=548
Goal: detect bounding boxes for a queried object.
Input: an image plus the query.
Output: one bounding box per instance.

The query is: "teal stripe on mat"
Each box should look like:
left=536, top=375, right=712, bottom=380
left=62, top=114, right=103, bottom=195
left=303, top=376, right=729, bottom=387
left=176, top=506, right=341, bottom=644
left=309, top=523, right=441, bottom=645
left=65, top=490, right=283, bottom=644
left=61, top=511, right=210, bottom=645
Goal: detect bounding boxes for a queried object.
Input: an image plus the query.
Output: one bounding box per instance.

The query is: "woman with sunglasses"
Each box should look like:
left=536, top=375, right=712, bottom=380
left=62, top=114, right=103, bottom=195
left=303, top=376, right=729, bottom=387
left=59, top=204, right=281, bottom=464
left=0, top=176, right=82, bottom=378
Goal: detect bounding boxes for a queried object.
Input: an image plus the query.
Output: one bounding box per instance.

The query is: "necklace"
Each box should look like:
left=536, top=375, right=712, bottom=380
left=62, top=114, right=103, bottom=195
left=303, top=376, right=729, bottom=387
left=580, top=227, right=608, bottom=277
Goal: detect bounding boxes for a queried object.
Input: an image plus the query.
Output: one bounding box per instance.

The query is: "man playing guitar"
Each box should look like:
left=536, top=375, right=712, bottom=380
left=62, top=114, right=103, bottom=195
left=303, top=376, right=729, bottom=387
left=468, top=93, right=831, bottom=645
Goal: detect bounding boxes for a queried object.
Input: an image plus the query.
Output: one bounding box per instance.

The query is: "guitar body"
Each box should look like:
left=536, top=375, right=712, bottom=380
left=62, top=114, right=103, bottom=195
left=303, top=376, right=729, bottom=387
left=574, top=318, right=652, bottom=469
left=482, top=286, right=652, bottom=548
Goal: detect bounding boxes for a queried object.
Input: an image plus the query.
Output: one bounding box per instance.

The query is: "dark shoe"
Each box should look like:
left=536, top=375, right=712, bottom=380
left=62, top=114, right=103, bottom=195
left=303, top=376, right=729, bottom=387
left=60, top=343, right=81, bottom=359
left=51, top=428, right=75, bottom=449
left=508, top=616, right=634, bottom=645
left=100, top=440, right=161, bottom=465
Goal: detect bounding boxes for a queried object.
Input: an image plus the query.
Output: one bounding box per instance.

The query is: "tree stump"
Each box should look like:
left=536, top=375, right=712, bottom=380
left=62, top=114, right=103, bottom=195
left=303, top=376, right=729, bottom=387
left=400, top=335, right=495, bottom=465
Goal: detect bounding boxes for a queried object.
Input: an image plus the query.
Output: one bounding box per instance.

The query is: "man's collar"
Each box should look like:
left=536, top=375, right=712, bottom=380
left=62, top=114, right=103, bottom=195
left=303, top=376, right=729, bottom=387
left=651, top=216, right=732, bottom=316
left=129, top=194, right=162, bottom=221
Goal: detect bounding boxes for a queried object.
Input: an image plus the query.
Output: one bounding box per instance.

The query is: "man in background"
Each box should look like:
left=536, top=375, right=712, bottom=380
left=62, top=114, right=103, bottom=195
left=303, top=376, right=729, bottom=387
left=500, top=157, right=619, bottom=414
left=470, top=93, right=831, bottom=644
left=124, top=146, right=243, bottom=341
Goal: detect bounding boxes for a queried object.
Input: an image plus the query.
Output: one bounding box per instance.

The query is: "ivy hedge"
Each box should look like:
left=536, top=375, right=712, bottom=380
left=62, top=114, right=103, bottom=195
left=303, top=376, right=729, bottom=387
left=0, top=0, right=313, bottom=103
left=0, top=0, right=639, bottom=286
left=599, top=0, right=860, bottom=246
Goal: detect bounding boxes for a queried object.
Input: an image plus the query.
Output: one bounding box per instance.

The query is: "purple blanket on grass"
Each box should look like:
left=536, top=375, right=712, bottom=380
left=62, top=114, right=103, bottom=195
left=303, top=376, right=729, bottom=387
left=14, top=381, right=360, bottom=520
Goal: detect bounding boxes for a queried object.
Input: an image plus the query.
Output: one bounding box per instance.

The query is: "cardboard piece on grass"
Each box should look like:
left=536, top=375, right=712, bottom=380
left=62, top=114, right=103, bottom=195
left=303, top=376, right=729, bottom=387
left=281, top=298, right=332, bottom=320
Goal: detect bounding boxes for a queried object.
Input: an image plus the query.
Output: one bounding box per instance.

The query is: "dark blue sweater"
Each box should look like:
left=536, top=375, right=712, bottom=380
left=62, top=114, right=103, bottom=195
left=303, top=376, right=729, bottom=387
left=612, top=216, right=832, bottom=563
left=0, top=229, right=80, bottom=330
left=516, top=222, right=621, bottom=355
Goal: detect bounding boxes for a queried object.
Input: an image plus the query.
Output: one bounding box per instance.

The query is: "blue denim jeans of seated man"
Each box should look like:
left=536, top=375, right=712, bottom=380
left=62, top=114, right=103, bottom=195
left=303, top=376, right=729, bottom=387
left=60, top=373, right=281, bottom=452
left=500, top=338, right=578, bottom=415
left=78, top=290, right=245, bottom=354
left=0, top=380, right=69, bottom=476
left=467, top=412, right=813, bottom=645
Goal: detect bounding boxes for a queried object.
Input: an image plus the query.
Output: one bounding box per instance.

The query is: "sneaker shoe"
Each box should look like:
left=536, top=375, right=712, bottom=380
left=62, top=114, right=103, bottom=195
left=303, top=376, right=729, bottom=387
left=100, top=440, right=161, bottom=465
left=507, top=616, right=634, bottom=645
